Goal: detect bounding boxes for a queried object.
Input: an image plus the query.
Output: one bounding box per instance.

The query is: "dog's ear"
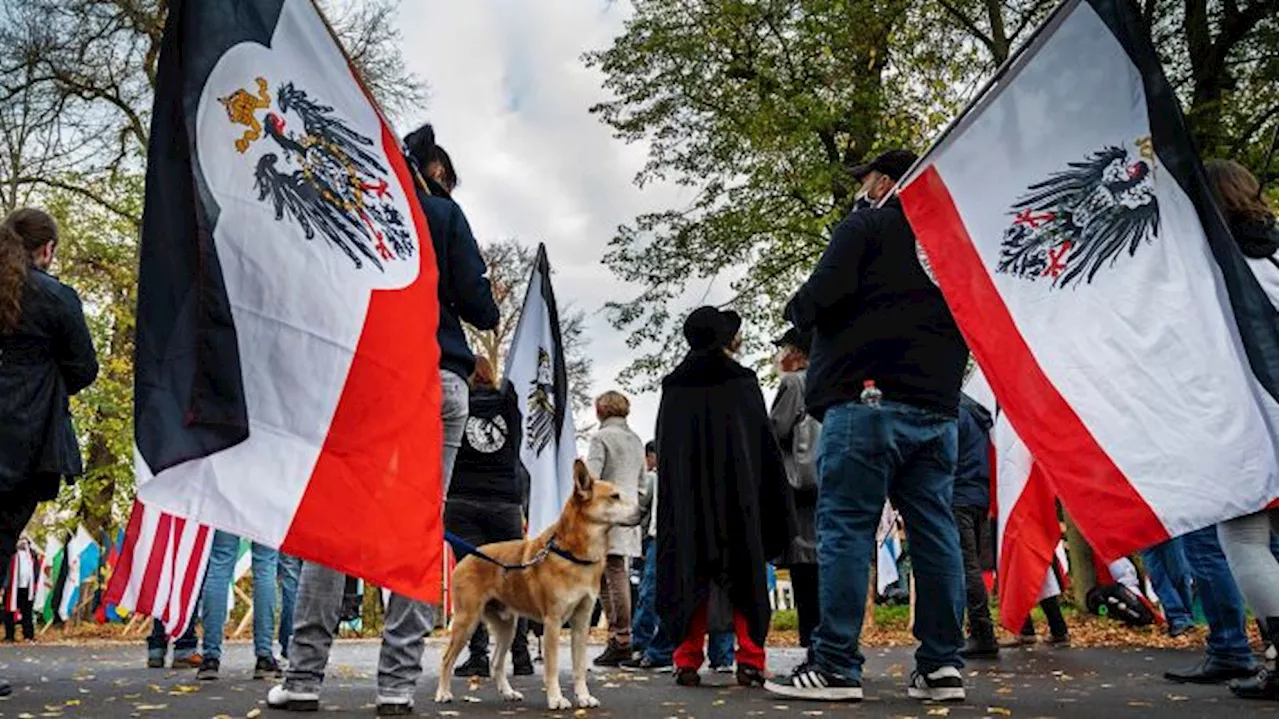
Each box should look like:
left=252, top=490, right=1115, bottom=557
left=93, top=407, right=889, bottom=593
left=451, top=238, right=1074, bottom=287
left=573, top=458, right=594, bottom=501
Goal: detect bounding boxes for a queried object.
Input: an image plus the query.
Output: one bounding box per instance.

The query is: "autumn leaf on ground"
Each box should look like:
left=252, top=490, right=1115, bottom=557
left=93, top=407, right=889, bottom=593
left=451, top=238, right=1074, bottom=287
left=987, top=707, right=1012, bottom=716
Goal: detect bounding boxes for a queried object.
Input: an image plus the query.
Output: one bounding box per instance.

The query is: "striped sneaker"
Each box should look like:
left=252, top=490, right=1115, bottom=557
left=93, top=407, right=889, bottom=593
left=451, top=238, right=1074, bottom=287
left=763, top=661, right=863, bottom=702
left=907, top=666, right=965, bottom=702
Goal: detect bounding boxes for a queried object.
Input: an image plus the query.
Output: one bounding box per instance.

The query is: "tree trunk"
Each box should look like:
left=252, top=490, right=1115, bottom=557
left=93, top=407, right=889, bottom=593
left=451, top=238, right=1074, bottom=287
left=1063, top=513, right=1097, bottom=608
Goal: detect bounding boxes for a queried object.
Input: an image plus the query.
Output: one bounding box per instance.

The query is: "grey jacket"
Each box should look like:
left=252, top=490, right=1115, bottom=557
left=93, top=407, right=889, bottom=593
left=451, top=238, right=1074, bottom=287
left=586, top=416, right=647, bottom=558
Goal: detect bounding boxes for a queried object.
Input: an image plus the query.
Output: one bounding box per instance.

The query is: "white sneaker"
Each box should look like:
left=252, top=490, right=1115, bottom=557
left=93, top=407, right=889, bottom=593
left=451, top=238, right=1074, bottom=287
left=266, top=684, right=320, bottom=712
left=906, top=666, right=965, bottom=702
left=375, top=695, right=414, bottom=716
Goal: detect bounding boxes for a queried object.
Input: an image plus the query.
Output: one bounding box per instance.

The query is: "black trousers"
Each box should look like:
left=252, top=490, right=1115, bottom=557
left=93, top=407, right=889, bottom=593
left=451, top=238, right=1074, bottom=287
left=788, top=564, right=820, bottom=647
left=445, top=497, right=530, bottom=660
left=954, top=504, right=996, bottom=640
left=1021, top=596, right=1068, bottom=638
left=3, top=587, right=34, bottom=640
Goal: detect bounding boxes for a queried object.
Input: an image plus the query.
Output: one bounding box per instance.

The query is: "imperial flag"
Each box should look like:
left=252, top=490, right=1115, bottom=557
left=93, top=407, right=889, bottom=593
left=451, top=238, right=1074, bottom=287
left=505, top=244, right=576, bottom=537
left=899, top=0, right=1278, bottom=563
left=134, top=0, right=443, bottom=600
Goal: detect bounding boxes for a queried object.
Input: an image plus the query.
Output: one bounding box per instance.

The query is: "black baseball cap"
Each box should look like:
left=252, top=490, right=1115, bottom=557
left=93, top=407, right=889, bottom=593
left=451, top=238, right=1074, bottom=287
left=850, top=149, right=919, bottom=182
left=773, top=326, right=812, bottom=352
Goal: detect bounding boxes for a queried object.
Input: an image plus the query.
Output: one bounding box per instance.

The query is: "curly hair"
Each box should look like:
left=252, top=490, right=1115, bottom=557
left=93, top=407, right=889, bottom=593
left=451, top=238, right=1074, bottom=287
left=0, top=208, right=59, bottom=333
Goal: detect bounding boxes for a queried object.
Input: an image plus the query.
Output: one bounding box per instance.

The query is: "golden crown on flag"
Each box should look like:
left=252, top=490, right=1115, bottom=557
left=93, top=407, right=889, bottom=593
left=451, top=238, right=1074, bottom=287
left=1135, top=135, right=1154, bottom=163
left=218, top=77, right=272, bottom=154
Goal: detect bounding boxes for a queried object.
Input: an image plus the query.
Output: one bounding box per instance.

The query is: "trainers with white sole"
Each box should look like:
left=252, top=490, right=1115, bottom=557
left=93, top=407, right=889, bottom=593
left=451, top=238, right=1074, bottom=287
left=907, top=666, right=965, bottom=702
left=763, top=661, right=863, bottom=702
left=266, top=684, right=320, bottom=712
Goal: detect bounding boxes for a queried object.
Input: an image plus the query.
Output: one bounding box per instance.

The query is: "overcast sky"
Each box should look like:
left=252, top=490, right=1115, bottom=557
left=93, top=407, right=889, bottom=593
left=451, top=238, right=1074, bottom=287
left=395, top=0, right=755, bottom=446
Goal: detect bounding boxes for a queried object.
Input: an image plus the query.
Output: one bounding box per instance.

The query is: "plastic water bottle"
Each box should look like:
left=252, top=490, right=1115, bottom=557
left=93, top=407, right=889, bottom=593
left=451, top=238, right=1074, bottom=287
left=860, top=379, right=882, bottom=408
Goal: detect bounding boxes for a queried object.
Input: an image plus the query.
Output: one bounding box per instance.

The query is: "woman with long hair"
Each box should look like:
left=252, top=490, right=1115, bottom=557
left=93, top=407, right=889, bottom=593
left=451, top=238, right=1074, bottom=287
left=1204, top=158, right=1278, bottom=700
left=0, top=208, right=98, bottom=697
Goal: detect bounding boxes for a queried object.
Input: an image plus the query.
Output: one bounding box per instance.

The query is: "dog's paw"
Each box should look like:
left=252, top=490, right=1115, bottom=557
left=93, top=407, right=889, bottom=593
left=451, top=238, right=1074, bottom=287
left=500, top=688, right=524, bottom=702
left=546, top=695, right=572, bottom=710
left=434, top=690, right=454, bottom=704
left=576, top=693, right=600, bottom=708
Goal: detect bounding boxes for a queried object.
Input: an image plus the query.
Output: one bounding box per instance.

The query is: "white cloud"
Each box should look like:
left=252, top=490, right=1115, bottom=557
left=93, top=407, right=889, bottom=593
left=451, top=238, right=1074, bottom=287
left=396, top=0, right=760, bottom=449
left=394, top=0, right=660, bottom=443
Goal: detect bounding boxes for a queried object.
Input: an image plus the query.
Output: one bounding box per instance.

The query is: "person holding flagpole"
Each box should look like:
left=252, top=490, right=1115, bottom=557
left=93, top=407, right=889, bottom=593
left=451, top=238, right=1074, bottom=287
left=1202, top=158, right=1279, bottom=701
left=269, top=124, right=497, bottom=716
left=0, top=208, right=98, bottom=698
left=766, top=151, right=970, bottom=703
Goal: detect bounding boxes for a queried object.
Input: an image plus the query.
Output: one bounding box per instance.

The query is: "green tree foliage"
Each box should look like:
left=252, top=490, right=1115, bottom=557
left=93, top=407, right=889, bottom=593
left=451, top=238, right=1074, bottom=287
left=591, top=0, right=1276, bottom=389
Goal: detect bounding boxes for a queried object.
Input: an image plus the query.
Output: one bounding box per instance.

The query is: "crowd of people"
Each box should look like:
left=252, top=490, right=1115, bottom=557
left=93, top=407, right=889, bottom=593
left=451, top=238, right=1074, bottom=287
left=0, top=120, right=1275, bottom=711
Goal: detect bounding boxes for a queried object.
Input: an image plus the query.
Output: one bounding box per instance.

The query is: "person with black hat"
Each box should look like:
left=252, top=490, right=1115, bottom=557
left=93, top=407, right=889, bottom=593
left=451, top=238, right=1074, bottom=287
left=769, top=327, right=820, bottom=648
left=765, top=150, right=970, bottom=703
left=654, top=306, right=792, bottom=690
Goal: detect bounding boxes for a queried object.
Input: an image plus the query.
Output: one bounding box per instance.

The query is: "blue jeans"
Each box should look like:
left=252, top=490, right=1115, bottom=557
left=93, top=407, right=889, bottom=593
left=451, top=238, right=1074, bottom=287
left=632, top=538, right=659, bottom=654
left=708, top=630, right=735, bottom=668
left=1142, top=537, right=1195, bottom=631
left=201, top=531, right=280, bottom=660
left=147, top=617, right=198, bottom=661
left=277, top=553, right=303, bottom=658
left=810, top=400, right=964, bottom=680
left=1181, top=525, right=1255, bottom=669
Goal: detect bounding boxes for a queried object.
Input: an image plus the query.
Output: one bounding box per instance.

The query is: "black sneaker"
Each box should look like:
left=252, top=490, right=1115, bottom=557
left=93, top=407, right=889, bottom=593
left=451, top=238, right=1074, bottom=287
left=593, top=642, right=632, bottom=668
left=763, top=661, right=863, bottom=702
left=620, top=654, right=673, bottom=672
left=453, top=652, right=490, bottom=678
left=512, top=650, right=535, bottom=677
left=254, top=656, right=283, bottom=680
left=907, top=666, right=965, bottom=702
left=146, top=656, right=165, bottom=669
left=675, top=667, right=700, bottom=687
left=737, top=664, right=765, bottom=688
left=960, top=636, right=999, bottom=659
left=196, top=656, right=220, bottom=681
left=1229, top=668, right=1278, bottom=700
left=0, top=678, right=11, bottom=698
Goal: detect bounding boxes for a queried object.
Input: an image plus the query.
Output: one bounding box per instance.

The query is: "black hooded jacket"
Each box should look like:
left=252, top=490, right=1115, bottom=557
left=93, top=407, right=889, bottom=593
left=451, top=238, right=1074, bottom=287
left=654, top=349, right=793, bottom=646
left=415, top=175, right=499, bottom=378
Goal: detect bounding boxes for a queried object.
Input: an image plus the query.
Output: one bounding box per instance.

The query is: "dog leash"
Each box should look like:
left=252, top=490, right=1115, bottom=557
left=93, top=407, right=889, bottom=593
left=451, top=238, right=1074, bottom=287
left=444, top=530, right=598, bottom=571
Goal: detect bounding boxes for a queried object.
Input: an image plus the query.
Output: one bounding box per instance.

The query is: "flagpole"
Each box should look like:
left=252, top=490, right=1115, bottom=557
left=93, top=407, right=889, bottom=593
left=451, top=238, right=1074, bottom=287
left=1259, top=117, right=1280, bottom=197
left=886, top=0, right=1080, bottom=197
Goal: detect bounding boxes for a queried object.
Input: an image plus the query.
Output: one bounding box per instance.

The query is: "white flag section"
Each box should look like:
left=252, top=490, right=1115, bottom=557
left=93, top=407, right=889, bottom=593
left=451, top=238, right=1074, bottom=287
left=901, top=0, right=1278, bottom=564
left=57, top=527, right=97, bottom=621
left=505, top=244, right=577, bottom=537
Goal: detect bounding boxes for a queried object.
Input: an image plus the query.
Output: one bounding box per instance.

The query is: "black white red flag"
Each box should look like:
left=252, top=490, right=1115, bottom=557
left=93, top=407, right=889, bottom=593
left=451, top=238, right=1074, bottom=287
left=133, top=0, right=443, bottom=601
left=898, top=0, right=1278, bottom=627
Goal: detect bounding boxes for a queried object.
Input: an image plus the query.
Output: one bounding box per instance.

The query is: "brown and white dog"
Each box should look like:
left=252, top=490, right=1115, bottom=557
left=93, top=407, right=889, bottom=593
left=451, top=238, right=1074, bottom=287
left=435, top=459, right=638, bottom=710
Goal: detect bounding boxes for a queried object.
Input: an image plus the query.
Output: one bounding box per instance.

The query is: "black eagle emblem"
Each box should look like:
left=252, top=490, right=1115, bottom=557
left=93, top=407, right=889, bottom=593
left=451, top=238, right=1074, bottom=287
left=217, top=77, right=414, bottom=271
left=997, top=140, right=1159, bottom=288
left=526, top=348, right=556, bottom=456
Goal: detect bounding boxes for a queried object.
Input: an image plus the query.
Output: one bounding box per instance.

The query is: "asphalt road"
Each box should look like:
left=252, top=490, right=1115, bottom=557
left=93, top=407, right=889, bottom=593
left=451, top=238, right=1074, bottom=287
left=0, top=639, right=1274, bottom=717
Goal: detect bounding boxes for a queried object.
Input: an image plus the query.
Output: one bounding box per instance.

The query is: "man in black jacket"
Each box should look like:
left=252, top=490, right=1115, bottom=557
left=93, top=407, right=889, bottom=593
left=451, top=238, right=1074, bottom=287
left=271, top=125, right=498, bottom=717
left=765, top=151, right=970, bottom=704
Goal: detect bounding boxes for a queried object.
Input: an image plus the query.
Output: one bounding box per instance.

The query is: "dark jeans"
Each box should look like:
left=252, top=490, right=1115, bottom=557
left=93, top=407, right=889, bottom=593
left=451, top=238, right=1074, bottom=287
left=810, top=400, right=964, bottom=680
left=1141, top=537, right=1195, bottom=631
left=953, top=504, right=995, bottom=640
left=789, top=564, right=820, bottom=648
left=632, top=537, right=659, bottom=653
left=1020, top=596, right=1068, bottom=638
left=0, top=483, right=44, bottom=567
left=444, top=497, right=529, bottom=660
left=1181, top=525, right=1256, bottom=668
left=277, top=553, right=302, bottom=658
left=3, top=587, right=34, bottom=640
left=146, top=618, right=199, bottom=661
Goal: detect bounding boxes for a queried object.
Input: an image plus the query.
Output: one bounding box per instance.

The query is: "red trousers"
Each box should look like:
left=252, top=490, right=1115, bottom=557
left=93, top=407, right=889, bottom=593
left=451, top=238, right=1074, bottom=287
left=673, top=601, right=766, bottom=671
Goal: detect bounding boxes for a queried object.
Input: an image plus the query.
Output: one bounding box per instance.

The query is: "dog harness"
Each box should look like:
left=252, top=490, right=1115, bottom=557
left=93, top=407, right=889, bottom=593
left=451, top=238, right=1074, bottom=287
left=444, top=530, right=598, bottom=571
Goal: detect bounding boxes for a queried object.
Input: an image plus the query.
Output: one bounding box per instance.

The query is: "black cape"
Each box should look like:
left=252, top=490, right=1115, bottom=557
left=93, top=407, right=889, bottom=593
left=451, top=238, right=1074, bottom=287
left=654, top=350, right=793, bottom=647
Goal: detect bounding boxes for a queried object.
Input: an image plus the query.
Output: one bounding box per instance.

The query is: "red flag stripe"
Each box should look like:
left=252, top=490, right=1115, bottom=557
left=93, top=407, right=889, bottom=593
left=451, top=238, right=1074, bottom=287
left=104, top=501, right=146, bottom=607
left=901, top=167, right=1169, bottom=560
left=170, top=524, right=210, bottom=637
left=135, top=511, right=173, bottom=620
left=996, top=463, right=1060, bottom=634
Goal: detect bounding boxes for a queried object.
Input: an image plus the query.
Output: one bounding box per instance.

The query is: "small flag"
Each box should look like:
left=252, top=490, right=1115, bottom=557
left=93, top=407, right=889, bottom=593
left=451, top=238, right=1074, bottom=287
left=899, top=0, right=1278, bottom=564
left=504, top=244, right=576, bottom=537
left=105, top=500, right=215, bottom=638
left=35, top=536, right=63, bottom=623
left=57, top=526, right=99, bottom=622
left=132, top=0, right=444, bottom=601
